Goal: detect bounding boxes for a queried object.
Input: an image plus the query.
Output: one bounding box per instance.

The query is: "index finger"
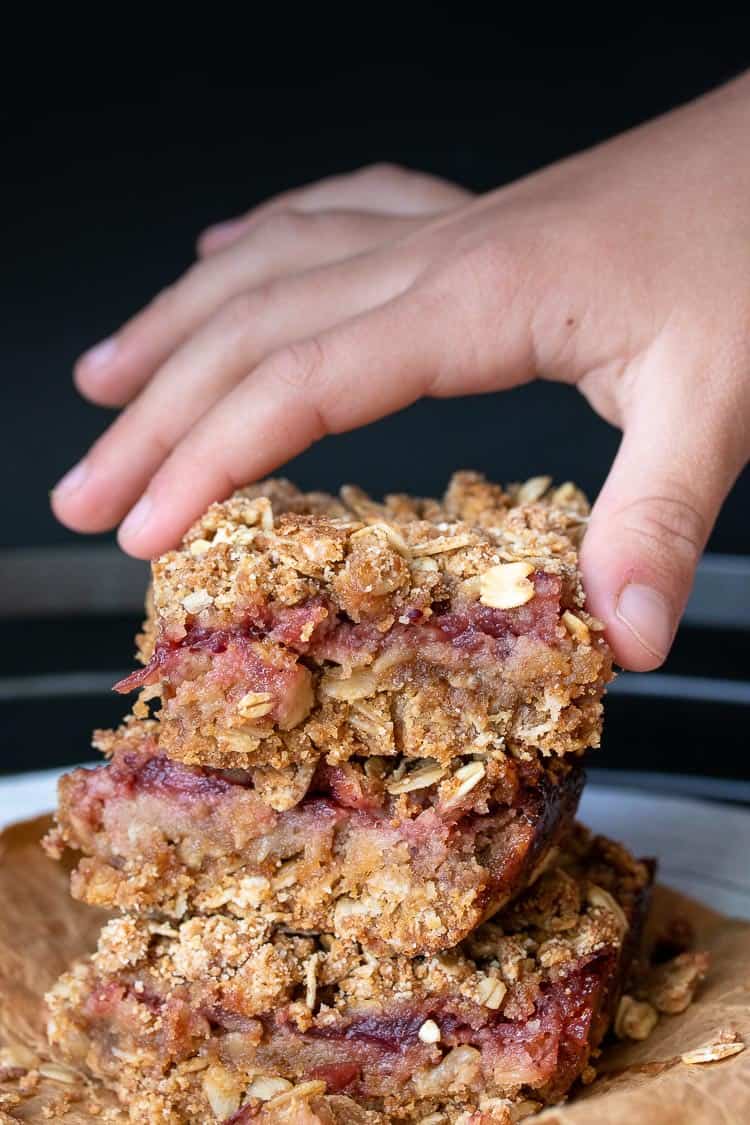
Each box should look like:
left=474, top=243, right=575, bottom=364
left=117, top=262, right=537, bottom=558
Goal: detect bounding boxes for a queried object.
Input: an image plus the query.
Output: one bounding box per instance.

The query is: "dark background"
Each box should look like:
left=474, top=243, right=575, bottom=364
left=2, top=19, right=749, bottom=779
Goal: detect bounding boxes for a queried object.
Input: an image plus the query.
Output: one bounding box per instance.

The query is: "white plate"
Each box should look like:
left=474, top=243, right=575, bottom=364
left=2, top=768, right=749, bottom=919
left=580, top=786, right=750, bottom=919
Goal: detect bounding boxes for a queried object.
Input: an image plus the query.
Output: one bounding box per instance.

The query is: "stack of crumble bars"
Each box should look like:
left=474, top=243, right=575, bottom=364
left=44, top=473, right=653, bottom=1123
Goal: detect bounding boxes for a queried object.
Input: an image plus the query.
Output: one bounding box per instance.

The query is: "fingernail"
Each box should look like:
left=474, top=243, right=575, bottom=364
left=615, top=583, right=675, bottom=661
left=119, top=495, right=153, bottom=540
left=80, top=336, right=118, bottom=372
left=53, top=459, right=90, bottom=498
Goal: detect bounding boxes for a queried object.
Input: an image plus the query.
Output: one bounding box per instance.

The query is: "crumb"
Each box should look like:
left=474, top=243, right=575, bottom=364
left=645, top=950, right=711, bottom=1014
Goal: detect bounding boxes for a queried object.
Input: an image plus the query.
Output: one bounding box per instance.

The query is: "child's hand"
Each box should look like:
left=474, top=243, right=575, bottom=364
left=52, top=76, right=750, bottom=672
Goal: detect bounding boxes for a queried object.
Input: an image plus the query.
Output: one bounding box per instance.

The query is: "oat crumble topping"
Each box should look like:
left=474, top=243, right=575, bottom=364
left=115, top=473, right=611, bottom=772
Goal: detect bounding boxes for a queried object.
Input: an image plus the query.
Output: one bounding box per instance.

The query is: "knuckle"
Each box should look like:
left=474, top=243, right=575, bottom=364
left=221, top=283, right=278, bottom=328
left=271, top=338, right=328, bottom=392
left=220, top=291, right=257, bottom=329
left=418, top=239, right=522, bottom=332
left=618, top=491, right=707, bottom=577
left=256, top=208, right=307, bottom=242
left=422, top=238, right=522, bottom=306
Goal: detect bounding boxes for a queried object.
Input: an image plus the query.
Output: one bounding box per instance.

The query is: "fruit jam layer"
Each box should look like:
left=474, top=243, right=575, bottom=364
left=114, top=571, right=610, bottom=771
left=271, top=955, right=616, bottom=1102
left=118, top=572, right=564, bottom=696
left=46, top=726, right=583, bottom=956
left=50, top=947, right=626, bottom=1123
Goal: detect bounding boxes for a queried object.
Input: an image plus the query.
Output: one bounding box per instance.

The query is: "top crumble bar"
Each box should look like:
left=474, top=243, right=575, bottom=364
left=116, top=472, right=613, bottom=771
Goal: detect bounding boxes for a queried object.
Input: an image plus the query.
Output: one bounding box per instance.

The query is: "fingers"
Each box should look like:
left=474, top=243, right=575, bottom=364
left=58, top=239, right=540, bottom=558
left=52, top=248, right=416, bottom=537
left=57, top=232, right=540, bottom=558
left=114, top=279, right=504, bottom=558
left=198, top=163, right=472, bottom=256
left=581, top=357, right=745, bottom=671
left=74, top=209, right=420, bottom=409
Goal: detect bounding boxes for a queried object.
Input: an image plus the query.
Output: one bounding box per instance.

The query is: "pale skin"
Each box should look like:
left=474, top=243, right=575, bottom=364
left=52, top=73, right=750, bottom=672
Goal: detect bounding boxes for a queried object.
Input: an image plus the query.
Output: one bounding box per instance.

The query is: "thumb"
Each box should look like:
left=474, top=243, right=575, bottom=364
left=580, top=383, right=743, bottom=672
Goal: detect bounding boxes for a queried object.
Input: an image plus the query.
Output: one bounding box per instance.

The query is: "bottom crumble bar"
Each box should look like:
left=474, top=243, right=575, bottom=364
left=46, top=827, right=652, bottom=1123
left=45, top=720, right=582, bottom=956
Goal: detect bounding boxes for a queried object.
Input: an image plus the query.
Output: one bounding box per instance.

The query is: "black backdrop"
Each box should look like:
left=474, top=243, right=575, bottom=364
left=4, top=18, right=749, bottom=551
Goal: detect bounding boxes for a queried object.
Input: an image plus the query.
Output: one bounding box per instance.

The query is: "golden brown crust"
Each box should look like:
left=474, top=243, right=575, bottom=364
left=45, top=721, right=583, bottom=957
left=46, top=829, right=651, bottom=1123
left=118, top=473, right=611, bottom=772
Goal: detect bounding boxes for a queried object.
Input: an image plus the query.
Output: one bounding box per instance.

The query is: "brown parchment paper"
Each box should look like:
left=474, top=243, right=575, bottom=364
left=1, top=819, right=750, bottom=1124
left=0, top=817, right=121, bottom=1121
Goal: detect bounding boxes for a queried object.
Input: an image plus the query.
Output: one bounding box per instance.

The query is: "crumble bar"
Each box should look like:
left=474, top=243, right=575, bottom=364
left=115, top=473, right=612, bottom=771
left=44, top=719, right=582, bottom=956
left=46, top=827, right=651, bottom=1123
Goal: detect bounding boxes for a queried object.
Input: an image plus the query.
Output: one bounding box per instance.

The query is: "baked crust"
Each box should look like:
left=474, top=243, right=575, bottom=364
left=115, top=473, right=612, bottom=771
left=46, top=827, right=651, bottom=1123
left=44, top=719, right=583, bottom=956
